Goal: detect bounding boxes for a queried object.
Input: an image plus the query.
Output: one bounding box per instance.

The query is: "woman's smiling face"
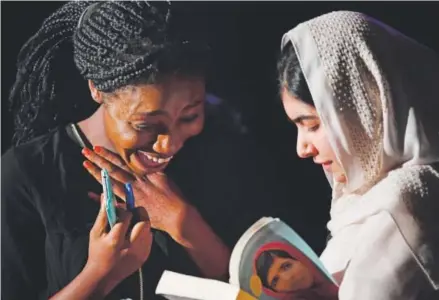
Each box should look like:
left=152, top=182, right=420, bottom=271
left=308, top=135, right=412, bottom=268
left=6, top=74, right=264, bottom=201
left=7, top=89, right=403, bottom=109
left=96, top=76, right=206, bottom=175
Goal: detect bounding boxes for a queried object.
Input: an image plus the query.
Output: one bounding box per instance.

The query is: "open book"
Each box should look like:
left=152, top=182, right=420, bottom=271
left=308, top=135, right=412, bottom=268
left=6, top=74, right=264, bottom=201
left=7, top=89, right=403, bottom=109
left=156, top=217, right=339, bottom=300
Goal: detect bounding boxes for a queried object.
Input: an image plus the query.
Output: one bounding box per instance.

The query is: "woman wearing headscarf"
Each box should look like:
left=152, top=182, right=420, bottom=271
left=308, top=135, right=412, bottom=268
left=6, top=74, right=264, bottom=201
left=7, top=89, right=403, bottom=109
left=277, top=11, right=439, bottom=299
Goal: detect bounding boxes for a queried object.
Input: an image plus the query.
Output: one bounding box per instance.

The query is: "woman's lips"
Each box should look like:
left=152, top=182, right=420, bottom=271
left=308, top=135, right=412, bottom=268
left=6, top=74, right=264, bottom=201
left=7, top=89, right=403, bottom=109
left=131, top=150, right=173, bottom=172
left=322, top=161, right=333, bottom=171
left=315, top=160, right=333, bottom=171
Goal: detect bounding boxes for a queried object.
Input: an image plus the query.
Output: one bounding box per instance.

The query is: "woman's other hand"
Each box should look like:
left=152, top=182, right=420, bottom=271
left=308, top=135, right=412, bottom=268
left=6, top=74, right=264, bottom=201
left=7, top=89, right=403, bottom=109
left=82, top=146, right=190, bottom=244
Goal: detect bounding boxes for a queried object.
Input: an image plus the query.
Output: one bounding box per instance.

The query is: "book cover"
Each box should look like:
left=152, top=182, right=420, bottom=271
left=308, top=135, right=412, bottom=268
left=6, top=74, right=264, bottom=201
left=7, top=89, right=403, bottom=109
left=229, top=218, right=338, bottom=300
left=156, top=217, right=338, bottom=300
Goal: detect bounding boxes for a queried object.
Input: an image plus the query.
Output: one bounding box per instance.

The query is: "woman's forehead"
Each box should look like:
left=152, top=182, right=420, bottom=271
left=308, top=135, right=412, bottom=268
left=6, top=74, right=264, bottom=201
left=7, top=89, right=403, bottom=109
left=106, top=80, right=205, bottom=118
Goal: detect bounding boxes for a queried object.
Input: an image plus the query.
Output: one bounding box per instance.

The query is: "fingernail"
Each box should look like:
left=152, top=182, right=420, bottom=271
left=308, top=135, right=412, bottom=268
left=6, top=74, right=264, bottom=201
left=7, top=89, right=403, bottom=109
left=94, top=146, right=103, bottom=153
left=82, top=148, right=91, bottom=156
left=83, top=161, right=92, bottom=168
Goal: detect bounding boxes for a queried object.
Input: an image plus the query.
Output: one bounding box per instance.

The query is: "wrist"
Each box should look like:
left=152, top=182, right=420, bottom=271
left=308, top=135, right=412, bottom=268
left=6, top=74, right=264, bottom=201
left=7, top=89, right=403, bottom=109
left=84, top=260, right=110, bottom=281
left=77, top=264, right=108, bottom=299
left=169, top=204, right=231, bottom=279
left=99, top=273, right=124, bottom=297
left=48, top=265, right=109, bottom=300
left=82, top=262, right=121, bottom=298
left=170, top=204, right=200, bottom=247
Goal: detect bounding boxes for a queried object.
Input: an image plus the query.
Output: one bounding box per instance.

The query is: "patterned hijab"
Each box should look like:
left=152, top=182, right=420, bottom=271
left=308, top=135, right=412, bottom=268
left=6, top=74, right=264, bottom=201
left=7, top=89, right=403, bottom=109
left=281, top=11, right=439, bottom=196
left=281, top=11, right=439, bottom=290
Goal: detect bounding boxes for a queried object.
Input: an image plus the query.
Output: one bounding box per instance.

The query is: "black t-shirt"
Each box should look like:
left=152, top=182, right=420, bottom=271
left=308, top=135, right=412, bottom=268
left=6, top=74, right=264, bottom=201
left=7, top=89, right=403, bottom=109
left=1, top=107, right=288, bottom=300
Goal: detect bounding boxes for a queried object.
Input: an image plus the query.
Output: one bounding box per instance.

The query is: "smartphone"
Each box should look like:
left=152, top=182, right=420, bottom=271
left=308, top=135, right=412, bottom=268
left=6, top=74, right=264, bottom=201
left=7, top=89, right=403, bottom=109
left=124, top=182, right=140, bottom=228
left=124, top=183, right=135, bottom=212
left=101, top=169, right=117, bottom=228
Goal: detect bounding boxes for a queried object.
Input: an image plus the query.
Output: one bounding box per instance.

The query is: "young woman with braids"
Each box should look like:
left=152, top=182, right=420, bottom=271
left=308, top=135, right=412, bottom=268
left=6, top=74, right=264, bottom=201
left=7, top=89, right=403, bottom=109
left=2, top=1, right=282, bottom=299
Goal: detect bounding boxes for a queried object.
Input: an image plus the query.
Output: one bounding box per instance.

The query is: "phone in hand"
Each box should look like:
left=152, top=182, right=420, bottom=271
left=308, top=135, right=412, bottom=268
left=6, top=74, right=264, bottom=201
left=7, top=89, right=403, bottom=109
left=124, top=182, right=140, bottom=228
left=101, top=169, right=117, bottom=229
left=124, top=183, right=135, bottom=212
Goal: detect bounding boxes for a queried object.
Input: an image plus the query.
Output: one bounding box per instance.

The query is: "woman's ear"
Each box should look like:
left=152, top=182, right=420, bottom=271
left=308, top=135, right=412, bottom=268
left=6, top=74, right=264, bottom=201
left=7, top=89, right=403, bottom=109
left=88, top=80, right=103, bottom=104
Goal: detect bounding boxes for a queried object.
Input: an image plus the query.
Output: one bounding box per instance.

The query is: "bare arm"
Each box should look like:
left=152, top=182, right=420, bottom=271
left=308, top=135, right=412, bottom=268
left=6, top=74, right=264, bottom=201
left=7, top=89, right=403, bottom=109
left=49, top=266, right=108, bottom=300
left=175, top=205, right=231, bottom=280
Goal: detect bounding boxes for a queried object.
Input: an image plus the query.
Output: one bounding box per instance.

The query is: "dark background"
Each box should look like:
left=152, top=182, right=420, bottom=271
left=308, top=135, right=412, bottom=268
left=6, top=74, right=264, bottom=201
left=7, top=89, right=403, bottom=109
left=2, top=1, right=439, bottom=253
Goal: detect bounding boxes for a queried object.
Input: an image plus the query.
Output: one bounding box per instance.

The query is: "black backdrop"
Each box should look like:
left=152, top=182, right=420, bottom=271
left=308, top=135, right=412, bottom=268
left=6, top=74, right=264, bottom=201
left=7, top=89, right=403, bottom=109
left=2, top=1, right=439, bottom=253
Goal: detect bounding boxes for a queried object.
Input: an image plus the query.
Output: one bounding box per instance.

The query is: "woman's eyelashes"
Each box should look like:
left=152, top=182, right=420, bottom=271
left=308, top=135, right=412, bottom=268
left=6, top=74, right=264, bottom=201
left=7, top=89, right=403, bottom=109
left=180, top=114, right=199, bottom=123
left=132, top=123, right=157, bottom=132
left=296, top=122, right=320, bottom=133
left=308, top=124, right=320, bottom=132
left=131, top=114, right=199, bottom=132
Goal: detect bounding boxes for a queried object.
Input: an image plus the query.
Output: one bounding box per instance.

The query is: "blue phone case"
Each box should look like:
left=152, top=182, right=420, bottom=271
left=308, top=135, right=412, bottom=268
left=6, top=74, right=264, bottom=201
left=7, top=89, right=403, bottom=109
left=101, top=169, right=117, bottom=228
left=124, top=183, right=135, bottom=212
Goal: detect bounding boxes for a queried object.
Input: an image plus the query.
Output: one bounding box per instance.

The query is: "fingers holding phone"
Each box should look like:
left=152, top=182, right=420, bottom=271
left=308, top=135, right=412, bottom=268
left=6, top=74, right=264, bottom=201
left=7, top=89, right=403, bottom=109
left=86, top=196, right=132, bottom=278
left=102, top=197, right=153, bottom=288
left=85, top=176, right=153, bottom=292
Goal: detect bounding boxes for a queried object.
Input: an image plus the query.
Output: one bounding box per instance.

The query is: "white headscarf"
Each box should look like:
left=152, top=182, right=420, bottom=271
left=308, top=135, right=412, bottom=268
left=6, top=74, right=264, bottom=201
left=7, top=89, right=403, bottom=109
left=281, top=11, right=439, bottom=294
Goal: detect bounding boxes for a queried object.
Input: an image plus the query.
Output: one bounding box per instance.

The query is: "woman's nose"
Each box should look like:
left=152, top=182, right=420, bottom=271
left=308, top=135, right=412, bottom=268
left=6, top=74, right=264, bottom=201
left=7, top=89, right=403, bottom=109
left=296, top=138, right=316, bottom=159
left=153, top=134, right=180, bottom=157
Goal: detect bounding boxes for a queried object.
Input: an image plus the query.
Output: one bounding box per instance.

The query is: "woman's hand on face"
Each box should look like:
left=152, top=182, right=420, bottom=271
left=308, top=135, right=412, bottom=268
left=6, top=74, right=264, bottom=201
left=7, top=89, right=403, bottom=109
left=86, top=195, right=153, bottom=288
left=82, top=147, right=190, bottom=244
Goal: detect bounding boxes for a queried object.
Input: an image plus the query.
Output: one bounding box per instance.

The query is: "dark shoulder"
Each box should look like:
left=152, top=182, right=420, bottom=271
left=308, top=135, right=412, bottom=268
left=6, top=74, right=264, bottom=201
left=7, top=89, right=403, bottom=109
left=1, top=127, right=75, bottom=202
left=2, top=128, right=63, bottom=177
left=2, top=127, right=76, bottom=220
left=1, top=131, right=58, bottom=219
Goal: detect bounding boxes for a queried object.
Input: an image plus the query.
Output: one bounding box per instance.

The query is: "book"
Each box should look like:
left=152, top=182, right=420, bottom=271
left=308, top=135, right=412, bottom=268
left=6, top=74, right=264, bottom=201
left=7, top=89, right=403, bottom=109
left=155, top=271, right=258, bottom=300
left=156, top=217, right=339, bottom=300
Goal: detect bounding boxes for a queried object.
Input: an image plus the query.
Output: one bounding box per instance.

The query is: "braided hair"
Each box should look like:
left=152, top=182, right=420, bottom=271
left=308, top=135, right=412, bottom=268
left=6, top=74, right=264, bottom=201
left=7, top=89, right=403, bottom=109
left=9, top=1, right=209, bottom=146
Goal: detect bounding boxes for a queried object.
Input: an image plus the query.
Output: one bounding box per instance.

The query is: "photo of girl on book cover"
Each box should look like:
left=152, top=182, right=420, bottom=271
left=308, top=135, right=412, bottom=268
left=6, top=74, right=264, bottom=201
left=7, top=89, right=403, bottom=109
left=251, top=242, right=338, bottom=300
